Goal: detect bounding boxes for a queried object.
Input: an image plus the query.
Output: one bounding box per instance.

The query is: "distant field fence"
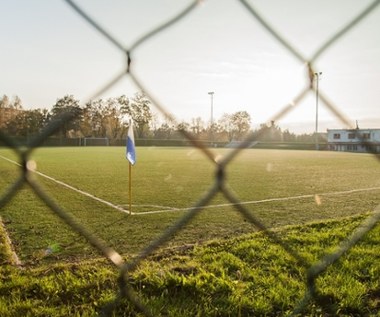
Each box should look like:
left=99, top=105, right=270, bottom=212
left=1, top=0, right=380, bottom=316
left=0, top=136, right=325, bottom=150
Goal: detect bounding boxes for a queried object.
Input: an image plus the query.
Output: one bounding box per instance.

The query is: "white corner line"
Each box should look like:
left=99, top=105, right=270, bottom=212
left=0, top=155, right=134, bottom=215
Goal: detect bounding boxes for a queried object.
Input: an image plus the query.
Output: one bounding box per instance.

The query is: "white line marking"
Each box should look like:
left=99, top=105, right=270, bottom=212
left=2, top=154, right=380, bottom=217
left=0, top=155, right=132, bottom=215
left=133, top=187, right=380, bottom=215
left=34, top=170, right=131, bottom=214
left=0, top=154, right=20, bottom=166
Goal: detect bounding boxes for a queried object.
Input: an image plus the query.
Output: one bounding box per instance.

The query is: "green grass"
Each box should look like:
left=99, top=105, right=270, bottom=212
left=134, top=216, right=380, bottom=316
left=0, top=214, right=379, bottom=316
left=1, top=147, right=380, bottom=315
left=1, top=147, right=380, bottom=263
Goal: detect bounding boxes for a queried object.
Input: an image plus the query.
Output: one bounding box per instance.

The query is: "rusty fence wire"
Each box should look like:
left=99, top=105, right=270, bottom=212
left=1, top=0, right=380, bottom=315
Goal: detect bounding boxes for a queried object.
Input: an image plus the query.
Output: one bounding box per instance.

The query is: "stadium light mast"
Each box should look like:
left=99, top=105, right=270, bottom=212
left=314, top=72, right=322, bottom=151
left=208, top=91, right=214, bottom=146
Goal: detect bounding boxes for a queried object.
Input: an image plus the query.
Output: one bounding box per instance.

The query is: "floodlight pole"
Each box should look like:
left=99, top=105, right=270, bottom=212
left=208, top=91, right=214, bottom=146
left=314, top=72, right=322, bottom=151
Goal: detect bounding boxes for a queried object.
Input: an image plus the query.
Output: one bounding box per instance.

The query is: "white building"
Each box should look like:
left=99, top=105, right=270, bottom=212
left=327, top=128, right=380, bottom=153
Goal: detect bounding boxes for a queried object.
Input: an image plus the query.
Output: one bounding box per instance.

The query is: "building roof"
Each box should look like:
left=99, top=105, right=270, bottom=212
left=327, top=128, right=380, bottom=132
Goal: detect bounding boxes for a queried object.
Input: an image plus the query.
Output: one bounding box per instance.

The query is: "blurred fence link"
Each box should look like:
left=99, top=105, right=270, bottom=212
left=1, top=0, right=380, bottom=315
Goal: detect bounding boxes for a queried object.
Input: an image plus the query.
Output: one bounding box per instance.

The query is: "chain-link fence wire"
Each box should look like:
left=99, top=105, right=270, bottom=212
left=1, top=0, right=380, bottom=315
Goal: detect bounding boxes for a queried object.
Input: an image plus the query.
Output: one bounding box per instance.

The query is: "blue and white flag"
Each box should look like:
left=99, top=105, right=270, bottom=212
left=126, top=121, right=136, bottom=165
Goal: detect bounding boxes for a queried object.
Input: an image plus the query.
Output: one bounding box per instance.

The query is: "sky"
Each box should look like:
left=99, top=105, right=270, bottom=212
left=1, top=0, right=380, bottom=134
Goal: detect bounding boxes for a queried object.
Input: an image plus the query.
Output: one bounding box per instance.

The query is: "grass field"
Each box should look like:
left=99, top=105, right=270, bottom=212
left=1, top=146, right=380, bottom=263
left=1, top=146, right=380, bottom=316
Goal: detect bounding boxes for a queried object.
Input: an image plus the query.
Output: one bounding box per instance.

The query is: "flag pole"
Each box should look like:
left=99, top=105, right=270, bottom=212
left=126, top=119, right=136, bottom=215
left=129, top=162, right=132, bottom=215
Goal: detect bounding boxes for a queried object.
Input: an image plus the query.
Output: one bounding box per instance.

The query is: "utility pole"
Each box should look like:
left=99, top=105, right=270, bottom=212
left=208, top=91, right=214, bottom=146
left=314, top=72, right=322, bottom=150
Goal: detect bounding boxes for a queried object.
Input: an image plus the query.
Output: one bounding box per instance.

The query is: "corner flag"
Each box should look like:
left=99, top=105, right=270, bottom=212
left=126, top=122, right=136, bottom=165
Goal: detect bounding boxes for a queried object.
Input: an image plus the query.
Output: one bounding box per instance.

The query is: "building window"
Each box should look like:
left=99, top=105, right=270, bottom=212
left=362, top=133, right=370, bottom=139
left=348, top=133, right=356, bottom=139
left=333, top=133, right=340, bottom=139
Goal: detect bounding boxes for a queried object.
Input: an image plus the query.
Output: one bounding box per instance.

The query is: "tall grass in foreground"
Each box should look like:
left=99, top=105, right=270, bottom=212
left=1, top=214, right=379, bottom=316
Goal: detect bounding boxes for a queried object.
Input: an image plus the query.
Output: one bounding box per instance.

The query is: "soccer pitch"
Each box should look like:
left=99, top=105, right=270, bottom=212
left=1, top=146, right=380, bottom=263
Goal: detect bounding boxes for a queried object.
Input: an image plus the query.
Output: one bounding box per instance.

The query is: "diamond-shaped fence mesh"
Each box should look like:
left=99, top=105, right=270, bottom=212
left=1, top=0, right=380, bottom=315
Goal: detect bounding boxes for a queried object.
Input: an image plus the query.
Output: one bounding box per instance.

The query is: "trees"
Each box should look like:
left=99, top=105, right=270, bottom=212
left=218, top=113, right=233, bottom=142
left=190, top=117, right=205, bottom=139
left=230, top=111, right=251, bottom=140
left=1, top=93, right=313, bottom=144
left=174, top=122, right=190, bottom=140
left=0, top=95, right=49, bottom=138
left=82, top=99, right=109, bottom=138
left=0, top=95, right=10, bottom=108
left=34, top=93, right=153, bottom=140
left=82, top=97, right=128, bottom=139
left=121, top=92, right=153, bottom=138
left=0, top=95, right=11, bottom=128
left=5, top=109, right=49, bottom=138
left=0, top=95, right=23, bottom=129
left=252, top=121, right=300, bottom=142
left=218, top=111, right=251, bottom=141
left=154, top=122, right=174, bottom=140
left=79, top=93, right=153, bottom=140
left=102, top=97, right=126, bottom=139
left=50, top=95, right=82, bottom=137
left=2, top=94, right=256, bottom=143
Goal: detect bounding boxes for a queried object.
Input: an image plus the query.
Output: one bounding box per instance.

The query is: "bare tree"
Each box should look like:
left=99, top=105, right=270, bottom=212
left=121, top=92, right=152, bottom=138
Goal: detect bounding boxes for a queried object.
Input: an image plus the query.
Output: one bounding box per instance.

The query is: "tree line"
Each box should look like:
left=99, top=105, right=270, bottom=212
left=0, top=93, right=317, bottom=143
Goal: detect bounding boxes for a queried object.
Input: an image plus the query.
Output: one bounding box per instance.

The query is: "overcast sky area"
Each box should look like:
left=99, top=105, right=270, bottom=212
left=1, top=0, right=379, bottom=133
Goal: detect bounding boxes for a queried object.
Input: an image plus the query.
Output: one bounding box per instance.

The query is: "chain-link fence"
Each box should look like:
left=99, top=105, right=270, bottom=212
left=1, top=0, right=380, bottom=315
